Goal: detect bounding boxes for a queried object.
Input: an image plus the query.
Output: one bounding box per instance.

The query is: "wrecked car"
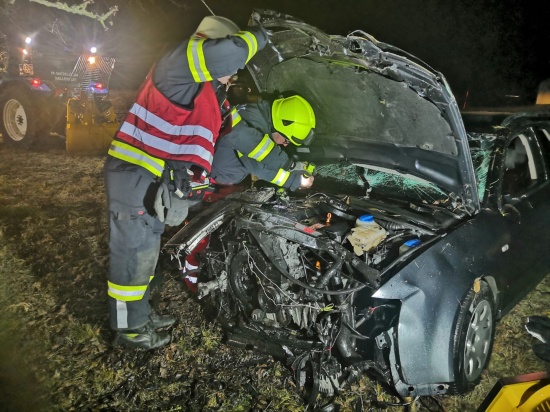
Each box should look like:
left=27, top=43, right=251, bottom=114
left=163, top=10, right=550, bottom=399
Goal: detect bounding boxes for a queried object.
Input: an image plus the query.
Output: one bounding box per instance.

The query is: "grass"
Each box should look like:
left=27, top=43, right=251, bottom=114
left=0, top=136, right=548, bottom=411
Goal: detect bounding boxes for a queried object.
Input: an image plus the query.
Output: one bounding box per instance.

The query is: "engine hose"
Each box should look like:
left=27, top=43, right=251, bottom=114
left=253, top=237, right=366, bottom=296
left=376, top=220, right=410, bottom=231
left=315, top=251, right=342, bottom=289
left=341, top=321, right=369, bottom=340
left=334, top=293, right=361, bottom=360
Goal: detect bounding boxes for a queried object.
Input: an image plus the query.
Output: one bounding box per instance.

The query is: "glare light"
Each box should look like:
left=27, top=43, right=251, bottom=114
left=31, top=78, right=41, bottom=86
left=22, top=49, right=28, bottom=55
left=90, top=46, right=97, bottom=54
left=25, top=37, right=32, bottom=44
left=88, top=56, right=96, bottom=64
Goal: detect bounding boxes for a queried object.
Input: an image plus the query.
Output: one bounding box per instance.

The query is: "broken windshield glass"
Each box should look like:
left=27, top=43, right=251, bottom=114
left=314, top=163, right=449, bottom=204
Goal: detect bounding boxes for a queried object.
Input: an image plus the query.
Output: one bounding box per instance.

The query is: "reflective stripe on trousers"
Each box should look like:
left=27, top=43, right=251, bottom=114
left=104, top=159, right=165, bottom=330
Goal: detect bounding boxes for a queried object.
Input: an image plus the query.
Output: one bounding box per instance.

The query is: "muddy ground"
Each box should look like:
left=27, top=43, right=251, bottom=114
left=0, top=94, right=548, bottom=411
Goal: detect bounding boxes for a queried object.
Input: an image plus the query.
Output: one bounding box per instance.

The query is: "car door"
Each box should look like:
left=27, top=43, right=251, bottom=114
left=497, top=125, right=550, bottom=310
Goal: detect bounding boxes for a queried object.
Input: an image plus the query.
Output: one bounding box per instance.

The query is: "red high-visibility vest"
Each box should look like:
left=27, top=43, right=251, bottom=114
left=115, top=70, right=222, bottom=172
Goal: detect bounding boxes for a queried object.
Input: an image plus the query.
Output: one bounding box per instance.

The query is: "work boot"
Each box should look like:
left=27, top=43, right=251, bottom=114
left=149, top=310, right=176, bottom=329
left=114, top=322, right=170, bottom=350
left=525, top=315, right=550, bottom=343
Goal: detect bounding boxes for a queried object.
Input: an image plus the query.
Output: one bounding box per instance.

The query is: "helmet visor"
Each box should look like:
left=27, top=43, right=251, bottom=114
left=301, top=128, right=315, bottom=145
left=289, top=128, right=315, bottom=146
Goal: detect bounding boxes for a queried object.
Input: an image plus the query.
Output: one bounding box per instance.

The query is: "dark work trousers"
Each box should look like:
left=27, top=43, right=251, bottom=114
left=104, top=156, right=165, bottom=331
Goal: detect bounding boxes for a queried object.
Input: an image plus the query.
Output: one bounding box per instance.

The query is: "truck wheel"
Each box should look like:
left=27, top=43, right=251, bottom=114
left=450, top=281, right=495, bottom=394
left=0, top=86, right=36, bottom=147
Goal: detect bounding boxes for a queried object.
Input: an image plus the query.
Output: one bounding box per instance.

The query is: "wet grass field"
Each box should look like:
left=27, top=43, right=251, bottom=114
left=0, top=131, right=548, bottom=411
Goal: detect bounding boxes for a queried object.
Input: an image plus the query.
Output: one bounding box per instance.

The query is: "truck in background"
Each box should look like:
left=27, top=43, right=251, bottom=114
left=0, top=30, right=118, bottom=155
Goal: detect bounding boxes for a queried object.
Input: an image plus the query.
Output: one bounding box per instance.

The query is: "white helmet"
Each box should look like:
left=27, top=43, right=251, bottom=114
left=194, top=16, right=240, bottom=39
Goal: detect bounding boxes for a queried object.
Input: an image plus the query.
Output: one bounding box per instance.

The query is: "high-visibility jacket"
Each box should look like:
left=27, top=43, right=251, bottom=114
left=210, top=100, right=302, bottom=191
left=110, top=71, right=220, bottom=175
left=108, top=28, right=269, bottom=176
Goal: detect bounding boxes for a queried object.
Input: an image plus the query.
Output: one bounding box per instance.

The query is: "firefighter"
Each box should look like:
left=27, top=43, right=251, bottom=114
left=103, top=16, right=268, bottom=350
left=210, top=95, right=317, bottom=191
left=181, top=95, right=316, bottom=292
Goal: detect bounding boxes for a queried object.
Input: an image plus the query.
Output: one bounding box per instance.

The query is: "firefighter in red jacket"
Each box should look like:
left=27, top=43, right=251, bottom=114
left=104, top=16, right=268, bottom=350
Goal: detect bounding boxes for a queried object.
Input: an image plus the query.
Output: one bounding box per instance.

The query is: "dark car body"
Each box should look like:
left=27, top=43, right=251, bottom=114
left=164, top=10, right=550, bottom=398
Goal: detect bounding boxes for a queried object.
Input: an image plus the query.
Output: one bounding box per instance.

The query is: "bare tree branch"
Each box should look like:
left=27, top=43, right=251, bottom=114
left=27, top=0, right=118, bottom=29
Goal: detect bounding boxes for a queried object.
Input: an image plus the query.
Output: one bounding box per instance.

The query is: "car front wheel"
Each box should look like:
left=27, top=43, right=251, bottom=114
left=450, top=280, right=495, bottom=394
left=0, top=86, right=36, bottom=147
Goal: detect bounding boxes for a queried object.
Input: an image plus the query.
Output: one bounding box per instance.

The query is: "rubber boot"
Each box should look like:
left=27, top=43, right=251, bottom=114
left=114, top=321, right=170, bottom=350
left=149, top=310, right=176, bottom=329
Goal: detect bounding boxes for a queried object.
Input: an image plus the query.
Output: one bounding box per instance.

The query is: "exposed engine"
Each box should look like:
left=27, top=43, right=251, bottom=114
left=165, top=187, right=447, bottom=402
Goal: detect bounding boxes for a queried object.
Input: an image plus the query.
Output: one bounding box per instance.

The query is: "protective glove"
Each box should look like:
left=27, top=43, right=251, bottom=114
left=165, top=162, right=209, bottom=201
left=289, top=161, right=316, bottom=177
left=154, top=182, right=171, bottom=223
left=164, top=196, right=189, bottom=227
left=169, top=167, right=192, bottom=199
left=154, top=182, right=189, bottom=227
left=289, top=161, right=307, bottom=173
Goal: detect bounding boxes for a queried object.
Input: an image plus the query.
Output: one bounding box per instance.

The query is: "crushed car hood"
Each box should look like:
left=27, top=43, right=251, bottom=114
left=248, top=10, right=480, bottom=212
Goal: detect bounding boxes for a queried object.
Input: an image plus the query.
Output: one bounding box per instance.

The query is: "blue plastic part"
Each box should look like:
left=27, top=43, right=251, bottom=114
left=404, top=239, right=421, bottom=247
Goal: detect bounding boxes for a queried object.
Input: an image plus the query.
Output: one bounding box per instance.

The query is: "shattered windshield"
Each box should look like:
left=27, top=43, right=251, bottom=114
left=468, top=134, right=496, bottom=202
left=313, top=136, right=494, bottom=204
left=313, top=163, right=449, bottom=203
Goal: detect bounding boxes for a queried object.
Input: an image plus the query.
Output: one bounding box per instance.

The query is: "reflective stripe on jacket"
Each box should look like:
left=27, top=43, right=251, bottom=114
left=210, top=101, right=301, bottom=191
left=114, top=70, right=222, bottom=173
left=187, top=31, right=260, bottom=83
left=108, top=140, right=165, bottom=177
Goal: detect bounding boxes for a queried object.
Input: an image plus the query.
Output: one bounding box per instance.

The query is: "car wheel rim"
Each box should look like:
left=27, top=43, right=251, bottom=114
left=463, top=299, right=493, bottom=381
left=3, top=99, right=27, bottom=141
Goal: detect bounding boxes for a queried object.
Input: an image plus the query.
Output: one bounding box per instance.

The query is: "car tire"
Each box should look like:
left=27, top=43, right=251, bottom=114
left=0, top=85, right=36, bottom=147
left=450, top=281, right=496, bottom=394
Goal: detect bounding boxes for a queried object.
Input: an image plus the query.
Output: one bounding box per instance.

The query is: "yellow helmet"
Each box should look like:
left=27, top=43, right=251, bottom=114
left=271, top=95, right=316, bottom=146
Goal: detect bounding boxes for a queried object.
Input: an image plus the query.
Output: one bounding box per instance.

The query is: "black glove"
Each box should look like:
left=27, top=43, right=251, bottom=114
left=166, top=164, right=192, bottom=199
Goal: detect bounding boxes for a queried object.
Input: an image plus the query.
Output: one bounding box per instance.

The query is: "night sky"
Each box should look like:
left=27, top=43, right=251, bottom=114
left=6, top=0, right=550, bottom=107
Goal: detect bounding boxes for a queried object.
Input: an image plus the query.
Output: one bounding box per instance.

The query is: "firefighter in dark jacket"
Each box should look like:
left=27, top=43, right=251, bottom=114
left=103, top=16, right=268, bottom=350
left=181, top=96, right=316, bottom=292
left=210, top=95, right=317, bottom=191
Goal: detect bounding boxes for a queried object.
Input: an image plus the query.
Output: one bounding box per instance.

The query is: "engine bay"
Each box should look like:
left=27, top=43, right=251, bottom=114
left=164, top=187, right=462, bottom=401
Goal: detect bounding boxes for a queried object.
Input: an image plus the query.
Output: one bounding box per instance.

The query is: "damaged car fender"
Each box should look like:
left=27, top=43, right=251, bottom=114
left=370, top=245, right=494, bottom=396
